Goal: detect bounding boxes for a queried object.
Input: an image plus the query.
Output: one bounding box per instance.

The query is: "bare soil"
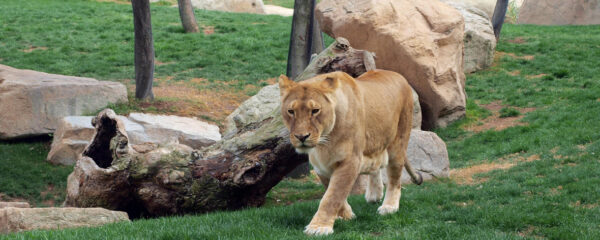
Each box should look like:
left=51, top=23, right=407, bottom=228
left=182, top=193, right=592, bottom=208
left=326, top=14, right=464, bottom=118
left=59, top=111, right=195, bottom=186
left=465, top=101, right=536, bottom=133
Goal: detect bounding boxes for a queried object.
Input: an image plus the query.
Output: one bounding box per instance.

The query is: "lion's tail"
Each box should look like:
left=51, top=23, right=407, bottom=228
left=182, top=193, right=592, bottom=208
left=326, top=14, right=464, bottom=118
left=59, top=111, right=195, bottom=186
left=404, top=161, right=423, bottom=185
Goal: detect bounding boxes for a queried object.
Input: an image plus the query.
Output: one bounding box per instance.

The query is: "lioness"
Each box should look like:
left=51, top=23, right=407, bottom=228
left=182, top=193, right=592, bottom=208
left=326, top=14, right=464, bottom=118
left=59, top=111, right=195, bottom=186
left=279, top=70, right=423, bottom=236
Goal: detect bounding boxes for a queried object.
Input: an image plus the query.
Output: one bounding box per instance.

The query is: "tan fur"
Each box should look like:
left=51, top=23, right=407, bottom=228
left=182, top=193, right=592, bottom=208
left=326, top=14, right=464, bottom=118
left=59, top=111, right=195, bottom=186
left=279, top=70, right=422, bottom=236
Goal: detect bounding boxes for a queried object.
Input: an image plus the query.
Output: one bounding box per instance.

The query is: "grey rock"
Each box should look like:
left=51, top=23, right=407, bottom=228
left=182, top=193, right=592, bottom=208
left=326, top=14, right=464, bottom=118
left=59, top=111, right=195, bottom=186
left=128, top=113, right=221, bottom=149
left=0, top=64, right=127, bottom=139
left=442, top=1, right=497, bottom=73
left=400, top=130, right=450, bottom=183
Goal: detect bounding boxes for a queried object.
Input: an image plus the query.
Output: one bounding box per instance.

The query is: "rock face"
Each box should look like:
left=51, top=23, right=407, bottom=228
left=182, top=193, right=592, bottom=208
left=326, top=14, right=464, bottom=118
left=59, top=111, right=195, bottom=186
left=0, top=64, right=127, bottom=140
left=47, top=114, right=221, bottom=165
left=190, top=0, right=265, bottom=14
left=316, top=0, right=467, bottom=129
left=518, top=0, right=600, bottom=25
left=442, top=1, right=497, bottom=73
left=0, top=207, right=129, bottom=233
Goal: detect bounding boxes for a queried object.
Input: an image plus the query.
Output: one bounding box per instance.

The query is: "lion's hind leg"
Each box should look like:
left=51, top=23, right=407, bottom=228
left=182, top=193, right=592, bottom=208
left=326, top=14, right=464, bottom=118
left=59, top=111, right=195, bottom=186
left=365, top=169, right=384, bottom=203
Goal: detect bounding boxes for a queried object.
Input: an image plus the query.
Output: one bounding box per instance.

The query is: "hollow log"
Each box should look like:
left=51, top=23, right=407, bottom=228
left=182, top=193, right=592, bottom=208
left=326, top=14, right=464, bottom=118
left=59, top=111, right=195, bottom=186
left=65, top=38, right=376, bottom=218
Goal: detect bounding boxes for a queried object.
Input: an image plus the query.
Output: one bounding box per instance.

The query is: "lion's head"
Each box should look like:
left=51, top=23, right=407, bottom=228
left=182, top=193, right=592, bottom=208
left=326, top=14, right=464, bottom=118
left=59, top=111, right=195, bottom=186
left=278, top=74, right=340, bottom=153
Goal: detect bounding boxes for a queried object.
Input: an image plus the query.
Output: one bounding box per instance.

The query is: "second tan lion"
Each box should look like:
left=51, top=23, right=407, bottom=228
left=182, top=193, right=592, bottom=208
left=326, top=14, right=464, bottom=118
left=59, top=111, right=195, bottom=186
left=279, top=70, right=423, bottom=236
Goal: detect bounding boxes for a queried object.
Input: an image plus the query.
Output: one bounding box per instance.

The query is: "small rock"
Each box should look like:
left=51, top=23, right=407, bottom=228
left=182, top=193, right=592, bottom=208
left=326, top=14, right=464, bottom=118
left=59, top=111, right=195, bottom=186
left=0, top=207, right=129, bottom=233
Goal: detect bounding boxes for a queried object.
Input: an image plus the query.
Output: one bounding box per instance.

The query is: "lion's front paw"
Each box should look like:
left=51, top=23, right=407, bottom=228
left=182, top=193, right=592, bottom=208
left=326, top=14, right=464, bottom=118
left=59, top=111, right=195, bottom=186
left=304, top=224, right=334, bottom=236
left=377, top=205, right=398, bottom=215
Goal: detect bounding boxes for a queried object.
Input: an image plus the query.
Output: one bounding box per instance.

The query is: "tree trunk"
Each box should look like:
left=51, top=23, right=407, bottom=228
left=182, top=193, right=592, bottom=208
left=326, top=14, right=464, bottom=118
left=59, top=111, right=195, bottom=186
left=132, top=0, right=155, bottom=100
left=177, top=0, right=200, bottom=33
left=286, top=0, right=317, bottom=80
left=491, top=0, right=509, bottom=40
left=65, top=38, right=376, bottom=218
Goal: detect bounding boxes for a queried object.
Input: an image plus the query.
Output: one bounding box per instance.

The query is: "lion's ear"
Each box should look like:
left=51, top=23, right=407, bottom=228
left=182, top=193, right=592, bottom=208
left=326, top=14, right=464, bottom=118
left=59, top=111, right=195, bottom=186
left=278, top=74, right=295, bottom=96
left=320, top=76, right=340, bottom=92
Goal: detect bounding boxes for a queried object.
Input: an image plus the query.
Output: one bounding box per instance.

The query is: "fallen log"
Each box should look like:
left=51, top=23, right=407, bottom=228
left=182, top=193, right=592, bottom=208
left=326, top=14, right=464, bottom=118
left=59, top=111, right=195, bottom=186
left=65, top=38, right=377, bottom=218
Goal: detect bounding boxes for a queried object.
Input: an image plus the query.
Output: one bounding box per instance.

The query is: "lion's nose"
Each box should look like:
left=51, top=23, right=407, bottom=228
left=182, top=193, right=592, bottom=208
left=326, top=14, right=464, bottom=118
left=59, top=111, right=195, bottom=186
left=294, top=133, right=310, bottom=142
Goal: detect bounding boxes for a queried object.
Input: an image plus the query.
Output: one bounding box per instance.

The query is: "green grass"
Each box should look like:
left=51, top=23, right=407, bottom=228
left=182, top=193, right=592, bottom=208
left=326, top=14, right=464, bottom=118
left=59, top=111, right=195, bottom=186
left=0, top=141, right=72, bottom=206
left=2, top=0, right=600, bottom=239
left=499, top=107, right=521, bottom=118
left=0, top=0, right=293, bottom=91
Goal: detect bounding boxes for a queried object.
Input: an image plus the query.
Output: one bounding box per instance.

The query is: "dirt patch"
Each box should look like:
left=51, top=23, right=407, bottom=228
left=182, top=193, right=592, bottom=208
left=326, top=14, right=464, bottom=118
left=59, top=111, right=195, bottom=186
left=22, top=46, right=48, bottom=53
left=202, top=25, right=215, bottom=35
left=518, top=226, right=542, bottom=239
left=508, top=37, right=527, bottom=44
left=496, top=51, right=535, bottom=61
left=451, top=153, right=540, bottom=185
left=526, top=73, right=548, bottom=79
left=465, top=101, right=536, bottom=133
left=155, top=60, right=175, bottom=66
left=96, top=0, right=130, bottom=4
left=508, top=70, right=521, bottom=76
left=571, top=200, right=599, bottom=209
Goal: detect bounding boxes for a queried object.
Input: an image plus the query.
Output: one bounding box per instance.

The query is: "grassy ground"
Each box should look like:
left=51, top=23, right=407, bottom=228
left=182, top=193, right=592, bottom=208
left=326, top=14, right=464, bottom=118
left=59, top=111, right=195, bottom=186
left=2, top=0, right=600, bottom=239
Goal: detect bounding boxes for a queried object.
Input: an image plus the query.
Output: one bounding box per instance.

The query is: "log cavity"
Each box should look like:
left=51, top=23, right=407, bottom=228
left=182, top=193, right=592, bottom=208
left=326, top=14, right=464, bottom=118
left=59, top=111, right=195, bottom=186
left=83, top=115, right=117, bottom=168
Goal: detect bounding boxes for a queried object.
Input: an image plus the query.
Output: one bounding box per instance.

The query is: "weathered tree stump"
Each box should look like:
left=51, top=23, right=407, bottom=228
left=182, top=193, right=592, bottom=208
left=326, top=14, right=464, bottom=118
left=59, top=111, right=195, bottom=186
left=65, top=38, right=376, bottom=218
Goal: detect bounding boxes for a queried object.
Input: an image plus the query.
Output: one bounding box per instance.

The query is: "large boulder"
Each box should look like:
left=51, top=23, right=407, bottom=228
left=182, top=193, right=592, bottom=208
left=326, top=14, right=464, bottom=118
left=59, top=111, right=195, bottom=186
left=47, top=114, right=221, bottom=165
left=316, top=0, right=467, bottom=129
left=0, top=207, right=129, bottom=233
left=442, top=1, right=497, bottom=73
left=518, top=0, right=600, bottom=25
left=0, top=65, right=127, bottom=140
left=190, top=0, right=265, bottom=14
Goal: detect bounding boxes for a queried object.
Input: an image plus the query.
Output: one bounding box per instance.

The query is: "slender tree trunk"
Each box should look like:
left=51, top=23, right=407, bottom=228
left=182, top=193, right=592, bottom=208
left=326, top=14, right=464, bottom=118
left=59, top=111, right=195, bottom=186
left=286, top=0, right=317, bottom=80
left=491, top=0, right=509, bottom=40
left=177, top=0, right=200, bottom=33
left=132, top=0, right=155, bottom=100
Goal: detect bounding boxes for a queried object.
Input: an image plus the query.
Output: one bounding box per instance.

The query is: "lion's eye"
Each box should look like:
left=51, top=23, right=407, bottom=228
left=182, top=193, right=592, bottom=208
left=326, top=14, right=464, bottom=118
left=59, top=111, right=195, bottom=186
left=287, top=109, right=295, bottom=115
left=312, top=109, right=320, bottom=115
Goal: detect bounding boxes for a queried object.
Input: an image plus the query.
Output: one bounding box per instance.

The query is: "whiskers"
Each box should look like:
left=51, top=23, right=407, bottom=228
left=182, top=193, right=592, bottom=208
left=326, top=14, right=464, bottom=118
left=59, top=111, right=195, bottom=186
left=318, top=135, right=330, bottom=145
